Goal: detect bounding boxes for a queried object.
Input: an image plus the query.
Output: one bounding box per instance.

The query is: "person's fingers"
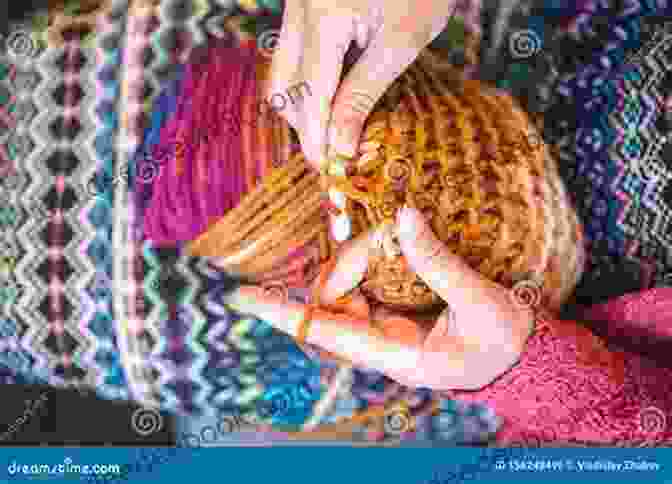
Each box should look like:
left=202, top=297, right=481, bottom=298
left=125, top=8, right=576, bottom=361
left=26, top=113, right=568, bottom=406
left=397, top=206, right=535, bottom=356
left=368, top=305, right=505, bottom=390
left=268, top=0, right=304, bottom=87
left=226, top=284, right=504, bottom=390
left=370, top=306, right=428, bottom=347
left=226, top=285, right=423, bottom=379
left=326, top=6, right=449, bottom=159
left=420, top=307, right=523, bottom=391
left=295, top=14, right=355, bottom=170
left=422, top=305, right=469, bottom=354
left=354, top=17, right=374, bottom=50
left=370, top=304, right=501, bottom=390
left=325, top=288, right=371, bottom=320
left=315, top=227, right=376, bottom=305
left=265, top=0, right=304, bottom=127
left=366, top=306, right=430, bottom=388
left=396, top=206, right=497, bottom=314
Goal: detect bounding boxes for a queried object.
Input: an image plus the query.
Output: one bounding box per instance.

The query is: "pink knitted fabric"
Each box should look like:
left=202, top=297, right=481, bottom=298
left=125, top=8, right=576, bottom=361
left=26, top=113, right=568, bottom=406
left=580, top=287, right=672, bottom=336
left=578, top=287, right=672, bottom=362
left=446, top=293, right=672, bottom=445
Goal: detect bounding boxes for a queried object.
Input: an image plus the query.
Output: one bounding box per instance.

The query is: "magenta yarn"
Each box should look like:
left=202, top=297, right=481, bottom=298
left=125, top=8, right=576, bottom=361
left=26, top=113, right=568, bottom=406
left=143, top=42, right=258, bottom=246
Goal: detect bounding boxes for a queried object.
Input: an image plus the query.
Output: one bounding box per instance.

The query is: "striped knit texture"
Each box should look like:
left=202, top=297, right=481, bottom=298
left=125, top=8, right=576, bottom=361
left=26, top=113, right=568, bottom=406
left=1, top=1, right=132, bottom=398
left=478, top=0, right=672, bottom=310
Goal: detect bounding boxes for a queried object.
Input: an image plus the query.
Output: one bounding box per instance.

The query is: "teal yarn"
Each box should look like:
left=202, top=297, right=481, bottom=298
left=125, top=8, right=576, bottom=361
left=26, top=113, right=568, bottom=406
left=254, top=340, right=323, bottom=426
left=258, top=381, right=322, bottom=426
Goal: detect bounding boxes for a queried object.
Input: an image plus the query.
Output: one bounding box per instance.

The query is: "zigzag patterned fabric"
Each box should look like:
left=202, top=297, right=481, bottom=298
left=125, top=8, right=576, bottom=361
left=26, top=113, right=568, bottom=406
left=479, top=0, right=672, bottom=310
left=1, top=13, right=129, bottom=396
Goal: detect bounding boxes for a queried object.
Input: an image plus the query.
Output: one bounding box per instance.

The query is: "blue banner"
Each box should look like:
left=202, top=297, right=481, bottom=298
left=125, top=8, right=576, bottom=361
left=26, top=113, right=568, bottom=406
left=0, top=447, right=670, bottom=483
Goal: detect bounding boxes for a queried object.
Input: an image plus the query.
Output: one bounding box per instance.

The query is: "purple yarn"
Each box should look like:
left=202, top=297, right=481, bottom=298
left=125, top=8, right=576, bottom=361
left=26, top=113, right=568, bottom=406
left=143, top=42, right=257, bottom=246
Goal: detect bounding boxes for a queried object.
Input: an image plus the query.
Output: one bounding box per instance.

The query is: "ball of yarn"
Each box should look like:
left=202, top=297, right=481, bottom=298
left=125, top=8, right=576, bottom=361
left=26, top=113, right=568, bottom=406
left=332, top=51, right=585, bottom=312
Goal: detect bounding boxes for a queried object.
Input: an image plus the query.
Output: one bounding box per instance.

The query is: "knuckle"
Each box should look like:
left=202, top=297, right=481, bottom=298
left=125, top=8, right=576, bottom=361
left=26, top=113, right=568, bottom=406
left=334, top=91, right=377, bottom=123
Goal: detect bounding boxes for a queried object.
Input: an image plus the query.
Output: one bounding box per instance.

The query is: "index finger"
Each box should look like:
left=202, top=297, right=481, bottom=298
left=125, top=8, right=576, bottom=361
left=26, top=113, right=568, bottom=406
left=226, top=285, right=423, bottom=381
left=396, top=206, right=536, bottom=352
left=316, top=227, right=377, bottom=304
left=295, top=14, right=355, bottom=170
left=226, top=284, right=488, bottom=390
left=396, top=206, right=503, bottom=313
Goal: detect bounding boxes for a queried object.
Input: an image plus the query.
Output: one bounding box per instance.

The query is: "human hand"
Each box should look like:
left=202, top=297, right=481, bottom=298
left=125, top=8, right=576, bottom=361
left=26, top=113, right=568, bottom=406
left=226, top=206, right=535, bottom=391
left=266, top=0, right=459, bottom=170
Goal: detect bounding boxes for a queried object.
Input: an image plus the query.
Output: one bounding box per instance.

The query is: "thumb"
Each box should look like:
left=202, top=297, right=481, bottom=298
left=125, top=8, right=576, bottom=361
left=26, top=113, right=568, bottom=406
left=327, top=14, right=445, bottom=158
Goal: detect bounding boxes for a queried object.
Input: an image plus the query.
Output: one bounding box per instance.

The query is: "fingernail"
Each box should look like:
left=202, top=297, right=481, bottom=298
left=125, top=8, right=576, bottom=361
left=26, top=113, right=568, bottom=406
left=331, top=214, right=352, bottom=242
left=328, top=122, right=358, bottom=160
left=397, top=205, right=419, bottom=239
